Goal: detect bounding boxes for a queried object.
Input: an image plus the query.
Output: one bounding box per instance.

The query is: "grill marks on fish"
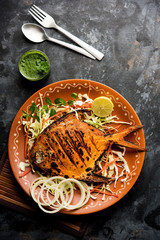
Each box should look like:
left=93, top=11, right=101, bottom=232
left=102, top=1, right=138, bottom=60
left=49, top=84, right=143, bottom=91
left=45, top=133, right=66, bottom=168
left=74, top=130, right=91, bottom=157
left=54, top=130, right=77, bottom=167
left=30, top=110, right=148, bottom=182
left=65, top=130, right=87, bottom=166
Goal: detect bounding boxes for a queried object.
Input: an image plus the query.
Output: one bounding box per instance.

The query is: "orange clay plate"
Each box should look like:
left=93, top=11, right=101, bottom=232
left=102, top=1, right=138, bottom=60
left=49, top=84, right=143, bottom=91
left=8, top=79, right=146, bottom=215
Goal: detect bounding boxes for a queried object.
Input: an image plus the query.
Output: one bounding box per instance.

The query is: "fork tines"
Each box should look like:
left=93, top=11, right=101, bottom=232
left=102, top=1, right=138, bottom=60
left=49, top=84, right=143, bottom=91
left=29, top=5, right=46, bottom=22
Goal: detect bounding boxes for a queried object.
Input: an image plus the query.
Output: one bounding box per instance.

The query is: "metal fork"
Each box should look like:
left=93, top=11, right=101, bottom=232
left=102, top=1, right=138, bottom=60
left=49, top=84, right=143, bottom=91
left=29, top=5, right=104, bottom=61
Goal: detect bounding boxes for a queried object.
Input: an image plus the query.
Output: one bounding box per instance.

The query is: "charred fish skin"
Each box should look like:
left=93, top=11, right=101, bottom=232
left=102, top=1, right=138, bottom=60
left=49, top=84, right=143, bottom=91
left=29, top=110, right=148, bottom=182
left=30, top=110, right=108, bottom=181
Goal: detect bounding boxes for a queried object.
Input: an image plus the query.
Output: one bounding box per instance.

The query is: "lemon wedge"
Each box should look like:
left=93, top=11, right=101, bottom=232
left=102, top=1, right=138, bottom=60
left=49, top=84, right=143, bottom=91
left=91, top=96, right=114, bottom=117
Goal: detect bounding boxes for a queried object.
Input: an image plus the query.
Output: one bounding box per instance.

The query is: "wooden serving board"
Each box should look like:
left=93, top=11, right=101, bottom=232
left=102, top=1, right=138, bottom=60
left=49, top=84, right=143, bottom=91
left=0, top=147, right=88, bottom=237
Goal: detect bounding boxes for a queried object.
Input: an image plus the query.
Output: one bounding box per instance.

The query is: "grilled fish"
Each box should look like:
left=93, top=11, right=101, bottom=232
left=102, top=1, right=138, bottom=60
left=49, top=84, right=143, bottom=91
left=29, top=110, right=148, bottom=182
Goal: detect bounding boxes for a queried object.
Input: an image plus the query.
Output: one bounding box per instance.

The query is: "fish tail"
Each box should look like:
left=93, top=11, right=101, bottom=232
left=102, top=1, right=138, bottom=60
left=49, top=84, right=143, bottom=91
left=105, top=125, right=148, bottom=152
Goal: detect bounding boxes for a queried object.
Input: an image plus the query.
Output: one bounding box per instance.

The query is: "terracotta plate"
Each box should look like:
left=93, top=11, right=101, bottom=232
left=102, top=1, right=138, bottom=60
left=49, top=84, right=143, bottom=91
left=8, top=79, right=146, bottom=215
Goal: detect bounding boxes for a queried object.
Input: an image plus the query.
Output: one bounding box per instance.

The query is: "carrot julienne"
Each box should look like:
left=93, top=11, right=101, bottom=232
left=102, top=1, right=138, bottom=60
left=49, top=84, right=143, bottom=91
left=24, top=123, right=31, bottom=158
left=114, top=124, right=122, bottom=130
left=74, top=102, right=92, bottom=108
left=43, top=106, right=70, bottom=125
left=96, top=143, right=113, bottom=174
left=19, top=168, right=32, bottom=178
left=105, top=156, right=119, bottom=168
left=91, top=189, right=118, bottom=198
left=90, top=182, right=105, bottom=193
left=43, top=102, right=91, bottom=127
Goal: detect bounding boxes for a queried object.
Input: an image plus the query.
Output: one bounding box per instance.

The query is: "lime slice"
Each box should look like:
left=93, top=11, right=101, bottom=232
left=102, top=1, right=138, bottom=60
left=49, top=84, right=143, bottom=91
left=91, top=96, right=114, bottom=117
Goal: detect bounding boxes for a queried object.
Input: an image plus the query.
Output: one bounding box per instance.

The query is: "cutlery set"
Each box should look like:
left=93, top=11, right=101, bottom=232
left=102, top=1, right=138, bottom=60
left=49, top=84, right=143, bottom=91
left=23, top=5, right=104, bottom=60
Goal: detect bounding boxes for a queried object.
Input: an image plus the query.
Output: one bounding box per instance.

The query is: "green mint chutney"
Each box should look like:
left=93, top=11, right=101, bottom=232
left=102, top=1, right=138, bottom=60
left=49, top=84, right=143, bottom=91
left=19, top=50, right=50, bottom=81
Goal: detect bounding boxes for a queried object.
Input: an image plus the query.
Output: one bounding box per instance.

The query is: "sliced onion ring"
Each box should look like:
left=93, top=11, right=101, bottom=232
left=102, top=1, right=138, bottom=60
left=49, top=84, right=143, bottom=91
left=30, top=176, right=90, bottom=214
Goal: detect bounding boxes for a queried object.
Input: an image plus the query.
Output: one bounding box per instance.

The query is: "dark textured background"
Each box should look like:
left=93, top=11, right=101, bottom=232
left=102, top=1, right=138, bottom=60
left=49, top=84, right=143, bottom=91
left=0, top=0, right=160, bottom=239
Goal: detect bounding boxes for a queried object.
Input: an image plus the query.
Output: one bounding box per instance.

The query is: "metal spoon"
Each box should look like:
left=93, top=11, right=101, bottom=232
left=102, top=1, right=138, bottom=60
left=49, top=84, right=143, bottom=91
left=22, top=23, right=95, bottom=59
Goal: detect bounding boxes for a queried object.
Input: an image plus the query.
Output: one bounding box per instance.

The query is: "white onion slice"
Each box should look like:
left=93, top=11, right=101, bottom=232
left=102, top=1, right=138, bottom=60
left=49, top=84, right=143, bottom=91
left=30, top=176, right=90, bottom=214
left=58, top=179, right=89, bottom=210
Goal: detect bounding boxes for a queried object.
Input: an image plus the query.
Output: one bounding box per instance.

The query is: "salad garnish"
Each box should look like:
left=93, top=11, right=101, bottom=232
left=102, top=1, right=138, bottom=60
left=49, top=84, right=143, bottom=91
left=19, top=92, right=140, bottom=213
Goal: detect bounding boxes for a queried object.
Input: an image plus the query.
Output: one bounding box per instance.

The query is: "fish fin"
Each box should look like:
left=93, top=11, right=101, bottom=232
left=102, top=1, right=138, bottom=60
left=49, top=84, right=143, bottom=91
left=113, top=140, right=148, bottom=152
left=106, top=125, right=148, bottom=152
left=76, top=172, right=107, bottom=182
left=111, top=125, right=144, bottom=140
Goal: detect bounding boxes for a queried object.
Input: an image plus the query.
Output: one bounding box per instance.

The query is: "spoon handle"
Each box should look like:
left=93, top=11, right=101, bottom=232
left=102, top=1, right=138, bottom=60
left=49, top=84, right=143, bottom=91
left=55, top=25, right=104, bottom=61
left=47, top=36, right=95, bottom=59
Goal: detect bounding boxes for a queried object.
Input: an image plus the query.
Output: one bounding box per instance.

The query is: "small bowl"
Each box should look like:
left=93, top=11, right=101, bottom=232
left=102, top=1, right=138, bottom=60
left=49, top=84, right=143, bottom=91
left=18, top=50, right=50, bottom=81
